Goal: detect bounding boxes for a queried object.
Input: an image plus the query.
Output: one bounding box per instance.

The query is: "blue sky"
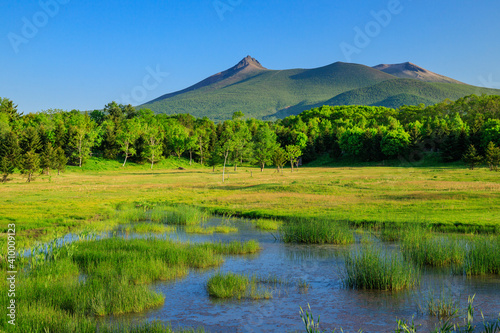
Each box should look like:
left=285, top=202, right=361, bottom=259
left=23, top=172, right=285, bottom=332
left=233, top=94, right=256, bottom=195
left=1, top=0, right=500, bottom=113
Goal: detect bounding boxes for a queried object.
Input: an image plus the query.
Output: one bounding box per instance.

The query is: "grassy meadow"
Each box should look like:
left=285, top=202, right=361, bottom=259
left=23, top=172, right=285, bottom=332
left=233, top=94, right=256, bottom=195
left=1, top=158, right=500, bottom=250
left=1, top=158, right=500, bottom=332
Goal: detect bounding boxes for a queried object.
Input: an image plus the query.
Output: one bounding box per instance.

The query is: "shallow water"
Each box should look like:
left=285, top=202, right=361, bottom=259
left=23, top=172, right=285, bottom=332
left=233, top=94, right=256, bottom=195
left=98, top=219, right=500, bottom=333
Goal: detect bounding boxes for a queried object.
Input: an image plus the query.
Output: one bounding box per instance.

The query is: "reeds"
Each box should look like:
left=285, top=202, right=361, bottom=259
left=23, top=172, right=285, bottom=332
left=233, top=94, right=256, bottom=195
left=401, top=230, right=500, bottom=276
left=115, top=203, right=208, bottom=226
left=206, top=272, right=272, bottom=300
left=253, top=218, right=281, bottom=231
left=343, top=244, right=420, bottom=291
left=278, top=218, right=354, bottom=245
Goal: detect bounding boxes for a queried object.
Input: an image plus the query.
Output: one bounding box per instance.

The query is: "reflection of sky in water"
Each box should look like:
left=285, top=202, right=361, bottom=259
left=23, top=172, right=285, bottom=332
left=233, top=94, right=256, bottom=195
left=34, top=219, right=500, bottom=332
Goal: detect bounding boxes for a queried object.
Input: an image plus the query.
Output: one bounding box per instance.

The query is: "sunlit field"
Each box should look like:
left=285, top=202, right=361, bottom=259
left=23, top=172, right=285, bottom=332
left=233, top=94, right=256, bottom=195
left=1, top=159, right=499, bottom=250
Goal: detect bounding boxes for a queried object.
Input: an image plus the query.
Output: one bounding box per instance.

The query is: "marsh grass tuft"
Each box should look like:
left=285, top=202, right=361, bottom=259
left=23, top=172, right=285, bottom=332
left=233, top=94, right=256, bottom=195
left=401, top=231, right=500, bottom=275
left=278, top=218, right=354, bottom=245
left=115, top=203, right=208, bottom=226
left=125, top=223, right=175, bottom=234
left=253, top=218, right=282, bottom=231
left=343, top=244, right=419, bottom=291
left=206, top=272, right=273, bottom=300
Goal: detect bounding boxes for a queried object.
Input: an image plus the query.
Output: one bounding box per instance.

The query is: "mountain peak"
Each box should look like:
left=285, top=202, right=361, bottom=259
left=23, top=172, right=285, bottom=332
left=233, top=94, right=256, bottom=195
left=233, top=55, right=266, bottom=70
left=373, top=62, right=464, bottom=84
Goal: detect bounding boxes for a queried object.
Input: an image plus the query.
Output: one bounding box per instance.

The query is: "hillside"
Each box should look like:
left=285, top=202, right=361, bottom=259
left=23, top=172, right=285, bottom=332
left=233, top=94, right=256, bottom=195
left=373, top=62, right=465, bottom=84
left=326, top=79, right=500, bottom=108
left=140, top=57, right=500, bottom=120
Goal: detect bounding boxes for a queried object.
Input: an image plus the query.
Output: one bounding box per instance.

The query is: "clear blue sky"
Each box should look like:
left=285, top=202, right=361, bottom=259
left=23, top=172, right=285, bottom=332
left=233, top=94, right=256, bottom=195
left=1, top=0, right=500, bottom=114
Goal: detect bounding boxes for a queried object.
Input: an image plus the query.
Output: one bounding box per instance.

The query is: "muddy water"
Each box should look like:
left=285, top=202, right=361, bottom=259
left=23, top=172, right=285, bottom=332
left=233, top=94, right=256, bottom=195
left=102, top=219, right=500, bottom=333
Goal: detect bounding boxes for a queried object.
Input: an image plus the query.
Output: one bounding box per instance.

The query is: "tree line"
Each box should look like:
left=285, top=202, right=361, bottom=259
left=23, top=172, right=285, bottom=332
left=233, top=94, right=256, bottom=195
left=1, top=94, right=500, bottom=182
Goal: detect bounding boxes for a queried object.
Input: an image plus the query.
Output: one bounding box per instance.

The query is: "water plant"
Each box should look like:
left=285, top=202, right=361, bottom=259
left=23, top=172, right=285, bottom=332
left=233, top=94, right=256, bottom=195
left=254, top=218, right=282, bottom=231
left=343, top=244, right=419, bottom=291
left=278, top=218, right=354, bottom=245
left=207, top=272, right=273, bottom=300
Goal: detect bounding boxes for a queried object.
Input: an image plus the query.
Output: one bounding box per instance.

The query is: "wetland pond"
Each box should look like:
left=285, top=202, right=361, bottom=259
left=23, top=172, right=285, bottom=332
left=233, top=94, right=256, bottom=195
left=66, top=218, right=500, bottom=332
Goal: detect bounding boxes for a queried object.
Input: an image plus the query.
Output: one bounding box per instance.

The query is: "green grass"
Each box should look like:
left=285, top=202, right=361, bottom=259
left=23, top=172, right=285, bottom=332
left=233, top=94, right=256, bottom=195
left=253, top=218, right=282, bottom=231
left=278, top=218, right=354, bottom=244
left=206, top=272, right=273, bottom=300
left=184, top=225, right=238, bottom=234
left=400, top=230, right=500, bottom=275
left=427, top=291, right=459, bottom=319
left=125, top=223, right=175, bottom=233
left=198, top=240, right=261, bottom=255
left=343, top=245, right=420, bottom=291
left=401, top=230, right=467, bottom=268
left=207, top=272, right=249, bottom=299
left=0, top=236, right=261, bottom=332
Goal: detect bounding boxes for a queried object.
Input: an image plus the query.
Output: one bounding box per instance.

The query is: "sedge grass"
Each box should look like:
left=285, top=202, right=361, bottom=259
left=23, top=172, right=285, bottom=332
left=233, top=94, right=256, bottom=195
left=278, top=218, right=354, bottom=245
left=206, top=272, right=273, bottom=300
left=401, top=231, right=500, bottom=275
left=253, top=218, right=282, bottom=231
left=184, top=225, right=238, bottom=234
left=199, top=240, right=261, bottom=255
left=125, top=223, right=175, bottom=234
left=343, top=244, right=420, bottom=291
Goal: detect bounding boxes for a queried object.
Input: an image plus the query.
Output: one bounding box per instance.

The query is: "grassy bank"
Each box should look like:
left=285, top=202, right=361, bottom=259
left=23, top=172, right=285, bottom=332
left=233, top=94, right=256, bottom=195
left=0, top=236, right=260, bottom=332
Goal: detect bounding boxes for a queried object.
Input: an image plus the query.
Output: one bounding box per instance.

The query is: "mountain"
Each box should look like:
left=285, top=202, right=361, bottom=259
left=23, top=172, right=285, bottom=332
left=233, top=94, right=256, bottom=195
left=373, top=62, right=465, bottom=84
left=140, top=57, right=500, bottom=120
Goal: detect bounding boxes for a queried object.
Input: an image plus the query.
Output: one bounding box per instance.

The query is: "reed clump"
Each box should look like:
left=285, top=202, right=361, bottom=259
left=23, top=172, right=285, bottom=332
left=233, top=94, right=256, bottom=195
left=206, top=272, right=272, bottom=300
left=253, top=218, right=282, bottom=231
left=115, top=202, right=208, bottom=226
left=278, top=218, right=354, bottom=245
left=343, top=244, right=420, bottom=291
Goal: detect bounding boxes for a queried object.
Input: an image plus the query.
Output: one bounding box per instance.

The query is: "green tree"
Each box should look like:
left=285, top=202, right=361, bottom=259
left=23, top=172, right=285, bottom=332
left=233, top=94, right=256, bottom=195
left=0, top=98, right=21, bottom=123
left=252, top=124, right=278, bottom=172
left=141, top=121, right=164, bottom=169
left=462, top=145, right=482, bottom=170
left=0, top=131, right=20, bottom=182
left=286, top=145, right=302, bottom=173
left=219, top=121, right=237, bottom=182
left=381, top=129, right=410, bottom=158
left=20, top=126, right=42, bottom=154
left=54, top=147, right=68, bottom=175
left=67, top=112, right=97, bottom=167
left=272, top=146, right=287, bottom=172
left=100, top=121, right=119, bottom=159
left=193, top=120, right=214, bottom=165
left=20, top=151, right=40, bottom=182
left=485, top=141, right=500, bottom=171
left=40, top=142, right=56, bottom=175
left=117, top=118, right=141, bottom=167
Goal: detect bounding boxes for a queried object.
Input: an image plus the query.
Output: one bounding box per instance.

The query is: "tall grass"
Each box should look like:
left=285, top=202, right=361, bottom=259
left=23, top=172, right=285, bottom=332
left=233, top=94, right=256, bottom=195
left=343, top=245, right=420, bottom=291
left=253, top=218, right=282, bottom=231
left=198, top=240, right=261, bottom=255
left=401, top=230, right=500, bottom=275
left=278, top=218, right=354, bottom=244
left=206, top=272, right=272, bottom=300
left=0, top=235, right=261, bottom=332
left=115, top=203, right=208, bottom=226
left=125, top=223, right=175, bottom=234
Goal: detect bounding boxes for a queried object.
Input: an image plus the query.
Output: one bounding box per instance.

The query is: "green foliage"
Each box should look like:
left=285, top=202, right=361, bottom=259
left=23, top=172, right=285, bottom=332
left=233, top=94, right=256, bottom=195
left=381, top=129, right=410, bottom=157
left=485, top=141, right=500, bottom=171
left=19, top=150, right=40, bottom=182
left=462, top=145, right=483, bottom=170
left=343, top=244, right=420, bottom=291
left=278, top=218, right=354, bottom=244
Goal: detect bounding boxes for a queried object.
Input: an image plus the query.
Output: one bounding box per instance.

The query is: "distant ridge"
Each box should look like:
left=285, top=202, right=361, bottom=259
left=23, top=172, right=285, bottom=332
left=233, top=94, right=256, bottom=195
left=140, top=56, right=500, bottom=120
left=373, top=62, right=465, bottom=84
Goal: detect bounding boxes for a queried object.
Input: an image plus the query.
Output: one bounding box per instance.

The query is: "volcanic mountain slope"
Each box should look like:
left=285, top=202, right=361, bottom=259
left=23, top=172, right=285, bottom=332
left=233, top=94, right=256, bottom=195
left=140, top=56, right=500, bottom=120
left=373, top=62, right=465, bottom=84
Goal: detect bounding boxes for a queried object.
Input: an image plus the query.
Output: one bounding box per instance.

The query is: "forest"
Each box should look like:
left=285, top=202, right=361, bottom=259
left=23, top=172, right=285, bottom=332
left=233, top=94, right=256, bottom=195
left=1, top=94, right=500, bottom=183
